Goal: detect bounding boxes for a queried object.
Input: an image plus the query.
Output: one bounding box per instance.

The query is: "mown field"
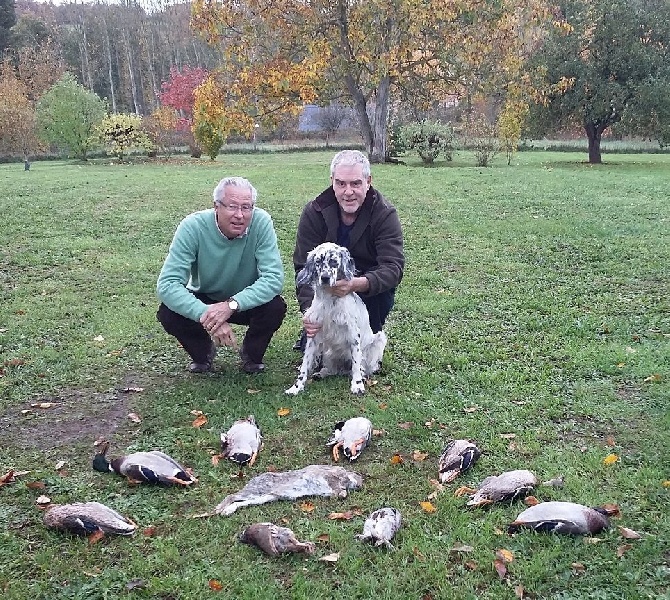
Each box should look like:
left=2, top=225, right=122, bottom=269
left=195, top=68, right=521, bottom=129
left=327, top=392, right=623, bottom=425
left=0, top=151, right=668, bottom=599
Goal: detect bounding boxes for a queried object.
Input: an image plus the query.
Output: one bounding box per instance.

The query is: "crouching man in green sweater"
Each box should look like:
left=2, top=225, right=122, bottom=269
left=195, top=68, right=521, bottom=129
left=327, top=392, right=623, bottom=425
left=157, top=176, right=286, bottom=374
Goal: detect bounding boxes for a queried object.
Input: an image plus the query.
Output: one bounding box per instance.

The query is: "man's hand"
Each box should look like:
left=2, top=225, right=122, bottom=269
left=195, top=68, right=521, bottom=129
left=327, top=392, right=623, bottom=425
left=200, top=303, right=238, bottom=348
left=325, top=276, right=369, bottom=298
left=302, top=315, right=322, bottom=338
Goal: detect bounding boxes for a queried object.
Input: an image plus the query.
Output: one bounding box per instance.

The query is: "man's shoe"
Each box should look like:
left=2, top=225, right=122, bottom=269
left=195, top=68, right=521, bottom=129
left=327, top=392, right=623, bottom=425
left=241, top=360, right=265, bottom=374
left=188, top=343, right=216, bottom=373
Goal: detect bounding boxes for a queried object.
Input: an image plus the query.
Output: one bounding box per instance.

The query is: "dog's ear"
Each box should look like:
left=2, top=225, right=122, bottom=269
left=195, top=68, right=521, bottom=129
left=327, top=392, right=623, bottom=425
left=340, top=248, right=356, bottom=281
left=296, top=258, right=317, bottom=286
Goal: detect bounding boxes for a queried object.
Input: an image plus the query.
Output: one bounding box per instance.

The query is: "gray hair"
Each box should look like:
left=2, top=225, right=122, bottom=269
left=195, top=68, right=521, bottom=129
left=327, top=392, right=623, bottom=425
left=330, top=150, right=371, bottom=179
left=212, top=176, right=257, bottom=205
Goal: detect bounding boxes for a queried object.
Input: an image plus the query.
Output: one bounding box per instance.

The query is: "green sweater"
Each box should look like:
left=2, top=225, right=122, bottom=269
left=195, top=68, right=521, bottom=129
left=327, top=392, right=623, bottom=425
left=157, top=208, right=284, bottom=321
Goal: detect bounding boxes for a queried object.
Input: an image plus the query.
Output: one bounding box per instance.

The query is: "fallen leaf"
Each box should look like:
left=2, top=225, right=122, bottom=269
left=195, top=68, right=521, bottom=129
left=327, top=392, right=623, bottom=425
left=493, top=528, right=505, bottom=535
left=524, top=496, right=540, bottom=506
left=211, top=454, right=220, bottom=466
left=618, top=526, right=642, bottom=539
left=31, top=402, right=58, bottom=409
left=190, top=409, right=203, bottom=416
left=514, top=585, right=525, bottom=599
left=616, top=544, right=633, bottom=558
left=429, top=479, right=444, bottom=491
left=300, top=501, right=315, bottom=513
left=328, top=511, right=355, bottom=520
left=571, top=562, right=586, bottom=574
left=93, top=335, right=105, bottom=342
left=319, top=552, right=340, bottom=562
left=493, top=559, right=507, bottom=580
left=663, top=480, right=670, bottom=488
left=378, top=402, right=388, bottom=409
left=424, top=418, right=436, bottom=428
left=208, top=579, right=224, bottom=591
left=606, top=436, right=616, bottom=447
left=420, top=501, right=436, bottom=513
left=120, top=387, right=144, bottom=393
left=390, top=453, right=404, bottom=465
left=26, top=481, right=46, bottom=490
left=601, top=503, right=621, bottom=516
left=397, top=421, right=413, bottom=429
left=412, top=450, right=429, bottom=461
left=20, top=409, right=31, bottom=415
left=496, top=548, right=514, bottom=563
left=463, top=406, right=479, bottom=413
left=246, top=388, right=260, bottom=394
left=0, top=470, right=14, bottom=485
left=88, top=530, right=105, bottom=545
left=616, top=362, right=625, bottom=368
left=499, top=433, right=516, bottom=439
left=643, top=373, right=661, bottom=383
left=35, top=495, right=51, bottom=505
left=143, top=526, right=158, bottom=537
left=450, top=543, right=474, bottom=553
left=584, top=537, right=603, bottom=544
left=54, top=461, right=66, bottom=471
left=277, top=407, right=290, bottom=417
left=372, top=429, right=385, bottom=437
left=464, top=560, right=478, bottom=571
left=603, top=453, right=619, bottom=466
left=413, top=546, right=426, bottom=561
left=127, top=412, right=142, bottom=424
left=125, top=579, right=146, bottom=591
left=316, top=533, right=330, bottom=543
left=191, top=414, right=208, bottom=428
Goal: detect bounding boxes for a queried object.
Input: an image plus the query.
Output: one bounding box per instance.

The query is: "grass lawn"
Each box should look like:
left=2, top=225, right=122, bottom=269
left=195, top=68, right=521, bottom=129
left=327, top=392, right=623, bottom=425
left=0, top=150, right=668, bottom=599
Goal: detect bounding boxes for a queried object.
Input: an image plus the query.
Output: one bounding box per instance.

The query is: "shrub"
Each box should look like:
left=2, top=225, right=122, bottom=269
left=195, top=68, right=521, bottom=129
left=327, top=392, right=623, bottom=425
left=462, top=115, right=500, bottom=167
left=94, top=113, right=153, bottom=161
left=400, top=120, right=455, bottom=164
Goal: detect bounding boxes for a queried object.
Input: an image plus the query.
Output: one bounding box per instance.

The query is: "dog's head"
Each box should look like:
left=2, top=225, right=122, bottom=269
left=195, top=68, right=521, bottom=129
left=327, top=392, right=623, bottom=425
left=297, top=242, right=356, bottom=287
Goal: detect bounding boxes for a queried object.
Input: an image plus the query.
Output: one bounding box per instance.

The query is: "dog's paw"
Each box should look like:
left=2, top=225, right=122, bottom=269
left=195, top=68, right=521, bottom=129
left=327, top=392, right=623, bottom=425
left=285, top=385, right=302, bottom=395
left=350, top=381, right=365, bottom=395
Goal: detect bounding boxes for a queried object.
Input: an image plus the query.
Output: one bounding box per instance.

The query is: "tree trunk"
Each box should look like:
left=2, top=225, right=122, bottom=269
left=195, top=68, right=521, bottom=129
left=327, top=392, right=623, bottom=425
left=585, top=121, right=605, bottom=164
left=370, top=76, right=390, bottom=164
left=102, top=18, right=117, bottom=113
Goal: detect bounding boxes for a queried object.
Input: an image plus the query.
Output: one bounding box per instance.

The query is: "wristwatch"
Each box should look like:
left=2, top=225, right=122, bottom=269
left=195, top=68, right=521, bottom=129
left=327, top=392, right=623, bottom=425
left=227, top=299, right=239, bottom=312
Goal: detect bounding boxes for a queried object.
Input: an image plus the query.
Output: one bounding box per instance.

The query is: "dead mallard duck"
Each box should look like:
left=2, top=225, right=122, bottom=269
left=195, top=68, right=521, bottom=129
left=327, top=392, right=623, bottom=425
left=437, top=439, right=481, bottom=483
left=456, top=469, right=537, bottom=507
left=508, top=501, right=620, bottom=535
left=327, top=417, right=373, bottom=462
left=239, top=522, right=315, bottom=556
left=92, top=441, right=197, bottom=486
left=43, top=501, right=137, bottom=536
left=220, top=415, right=262, bottom=468
left=355, top=507, right=402, bottom=549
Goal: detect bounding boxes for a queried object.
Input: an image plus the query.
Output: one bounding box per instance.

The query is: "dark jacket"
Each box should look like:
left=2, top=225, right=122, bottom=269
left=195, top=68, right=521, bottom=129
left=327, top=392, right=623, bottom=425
left=293, top=185, right=404, bottom=313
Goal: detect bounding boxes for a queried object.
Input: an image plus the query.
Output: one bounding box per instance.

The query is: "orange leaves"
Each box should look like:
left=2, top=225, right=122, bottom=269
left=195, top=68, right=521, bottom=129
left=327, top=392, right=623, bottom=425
left=419, top=501, right=436, bottom=513
left=603, top=453, right=619, bottom=466
left=191, top=413, right=208, bottom=428
left=277, top=407, right=291, bottom=417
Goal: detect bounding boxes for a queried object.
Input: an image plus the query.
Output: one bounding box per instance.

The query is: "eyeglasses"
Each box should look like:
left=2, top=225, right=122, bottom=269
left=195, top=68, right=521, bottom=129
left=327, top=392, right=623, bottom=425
left=217, top=203, right=255, bottom=214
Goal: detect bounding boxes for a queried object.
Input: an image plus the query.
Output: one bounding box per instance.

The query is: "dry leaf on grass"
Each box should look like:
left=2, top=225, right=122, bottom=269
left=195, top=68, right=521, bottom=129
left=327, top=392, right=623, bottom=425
left=412, top=450, right=429, bottom=461
left=451, top=543, right=474, bottom=553
left=499, top=433, right=516, bottom=439
left=36, top=495, right=51, bottom=505
left=26, top=481, right=46, bottom=490
left=372, top=429, right=385, bottom=437
left=413, top=546, right=426, bottom=561
left=463, top=406, right=479, bottom=413
left=143, top=526, right=158, bottom=537
left=390, top=453, right=404, bottom=465
left=319, top=552, right=340, bottom=563
left=464, top=560, right=478, bottom=571
left=246, top=388, right=260, bottom=394
left=208, top=579, right=224, bottom=591
left=603, top=453, right=619, bottom=465
left=31, top=402, right=59, bottom=409
left=397, top=421, right=413, bottom=429
left=643, top=373, right=661, bottom=383
left=524, top=496, right=540, bottom=506
left=191, top=414, right=207, bottom=428
left=571, top=562, right=586, bottom=574
left=54, top=461, right=66, bottom=471
left=316, top=533, right=330, bottom=543
left=606, top=436, right=616, bottom=447
left=378, top=402, right=388, bottom=409
left=277, top=407, right=290, bottom=417
left=584, top=537, right=603, bottom=544
left=127, top=412, right=142, bottom=424
left=514, top=585, right=525, bottom=599
left=618, top=526, right=642, bottom=539
left=328, top=511, right=357, bottom=520
left=93, top=335, right=105, bottom=342
left=211, top=454, right=220, bottom=466
left=616, top=544, right=633, bottom=558
left=0, top=470, right=15, bottom=486
left=496, top=548, right=514, bottom=563
left=493, top=559, right=507, bottom=580
left=299, top=501, right=315, bottom=513
left=420, top=501, right=436, bottom=513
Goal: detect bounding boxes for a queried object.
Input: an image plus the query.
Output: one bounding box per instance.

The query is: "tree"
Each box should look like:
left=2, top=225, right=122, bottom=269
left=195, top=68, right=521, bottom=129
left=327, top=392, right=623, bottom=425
left=528, top=0, right=670, bottom=163
left=191, top=0, right=555, bottom=163
left=192, top=76, right=234, bottom=160
left=36, top=72, right=106, bottom=160
left=314, top=103, right=351, bottom=147
left=0, top=0, right=16, bottom=53
left=0, top=65, right=43, bottom=161
left=94, top=113, right=152, bottom=161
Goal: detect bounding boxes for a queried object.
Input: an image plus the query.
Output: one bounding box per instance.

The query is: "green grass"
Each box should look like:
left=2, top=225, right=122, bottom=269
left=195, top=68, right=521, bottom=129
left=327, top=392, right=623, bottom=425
left=0, top=151, right=668, bottom=599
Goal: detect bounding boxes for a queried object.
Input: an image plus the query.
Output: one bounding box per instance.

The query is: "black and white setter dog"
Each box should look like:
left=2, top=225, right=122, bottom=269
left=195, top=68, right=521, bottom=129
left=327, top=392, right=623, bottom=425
left=285, top=242, right=387, bottom=395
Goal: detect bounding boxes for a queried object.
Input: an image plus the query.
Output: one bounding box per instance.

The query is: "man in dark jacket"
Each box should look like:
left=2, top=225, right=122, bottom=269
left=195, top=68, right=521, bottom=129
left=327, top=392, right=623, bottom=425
left=293, top=149, right=404, bottom=350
